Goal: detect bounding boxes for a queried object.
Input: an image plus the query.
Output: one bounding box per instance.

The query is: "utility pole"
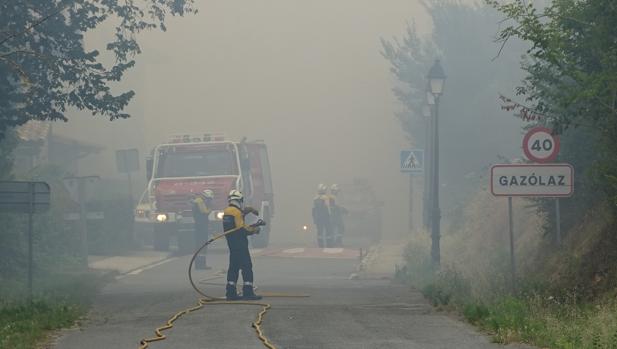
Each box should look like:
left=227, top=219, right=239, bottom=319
left=63, top=176, right=99, bottom=266
left=427, top=59, right=446, bottom=267
left=409, top=174, right=414, bottom=231
left=431, top=97, right=441, bottom=266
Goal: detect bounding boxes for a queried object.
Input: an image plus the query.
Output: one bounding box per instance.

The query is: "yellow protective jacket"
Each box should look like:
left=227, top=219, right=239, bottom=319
left=222, top=205, right=258, bottom=237
left=192, top=196, right=212, bottom=227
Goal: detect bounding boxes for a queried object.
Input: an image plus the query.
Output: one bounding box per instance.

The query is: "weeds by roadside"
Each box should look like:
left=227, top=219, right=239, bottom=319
left=0, top=300, right=81, bottom=349
left=0, top=272, right=108, bottom=349
left=400, top=239, right=617, bottom=349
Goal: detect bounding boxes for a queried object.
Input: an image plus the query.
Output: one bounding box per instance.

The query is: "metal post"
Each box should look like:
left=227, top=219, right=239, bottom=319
left=409, top=174, right=414, bottom=231
left=555, top=198, right=561, bottom=246
left=27, top=182, right=34, bottom=304
left=508, top=196, right=516, bottom=293
left=127, top=170, right=134, bottom=205
left=424, top=114, right=433, bottom=230
left=78, top=178, right=88, bottom=267
left=431, top=98, right=441, bottom=267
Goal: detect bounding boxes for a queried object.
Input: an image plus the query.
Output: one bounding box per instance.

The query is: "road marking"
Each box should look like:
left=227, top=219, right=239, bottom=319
left=116, top=257, right=178, bottom=280
left=322, top=248, right=344, bottom=254
left=283, top=248, right=305, bottom=254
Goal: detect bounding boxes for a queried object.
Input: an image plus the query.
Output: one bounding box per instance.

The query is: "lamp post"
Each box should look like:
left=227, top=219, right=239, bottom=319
left=422, top=104, right=433, bottom=230
left=427, top=59, right=446, bottom=267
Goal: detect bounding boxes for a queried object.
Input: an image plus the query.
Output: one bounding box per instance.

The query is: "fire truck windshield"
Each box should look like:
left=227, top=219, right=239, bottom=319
left=155, top=149, right=238, bottom=178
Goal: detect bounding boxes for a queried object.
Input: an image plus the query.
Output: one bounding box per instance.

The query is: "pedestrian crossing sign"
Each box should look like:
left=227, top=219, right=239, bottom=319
left=400, top=149, right=424, bottom=173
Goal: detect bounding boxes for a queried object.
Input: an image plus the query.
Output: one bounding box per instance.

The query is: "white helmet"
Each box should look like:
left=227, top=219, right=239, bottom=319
left=228, top=189, right=244, bottom=203
left=330, top=184, right=340, bottom=194
left=318, top=184, right=328, bottom=195
left=202, top=189, right=214, bottom=199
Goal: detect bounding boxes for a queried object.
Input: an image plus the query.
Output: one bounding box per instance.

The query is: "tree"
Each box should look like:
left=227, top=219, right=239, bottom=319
left=382, top=0, right=526, bottom=216
left=489, top=0, right=617, bottom=207
left=0, top=0, right=196, bottom=139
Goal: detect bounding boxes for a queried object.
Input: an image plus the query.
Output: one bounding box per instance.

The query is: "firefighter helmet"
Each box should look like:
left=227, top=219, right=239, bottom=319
left=318, top=184, right=328, bottom=195
left=202, top=189, right=214, bottom=199
left=330, top=184, right=340, bottom=194
left=228, top=189, right=244, bottom=202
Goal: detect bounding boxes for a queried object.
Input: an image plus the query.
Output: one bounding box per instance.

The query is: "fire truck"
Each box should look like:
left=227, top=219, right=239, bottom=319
left=135, top=133, right=274, bottom=252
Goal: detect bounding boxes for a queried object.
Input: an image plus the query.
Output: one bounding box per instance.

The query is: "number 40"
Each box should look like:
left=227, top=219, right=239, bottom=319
left=531, top=139, right=553, bottom=152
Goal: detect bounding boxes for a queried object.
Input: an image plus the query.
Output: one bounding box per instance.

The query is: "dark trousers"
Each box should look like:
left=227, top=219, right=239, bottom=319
left=194, top=223, right=209, bottom=267
left=316, top=223, right=333, bottom=248
left=226, top=236, right=253, bottom=284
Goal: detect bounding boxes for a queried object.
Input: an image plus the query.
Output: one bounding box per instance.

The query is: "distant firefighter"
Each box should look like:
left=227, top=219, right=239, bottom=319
left=329, top=184, right=347, bottom=247
left=312, top=184, right=333, bottom=248
left=191, top=189, right=214, bottom=270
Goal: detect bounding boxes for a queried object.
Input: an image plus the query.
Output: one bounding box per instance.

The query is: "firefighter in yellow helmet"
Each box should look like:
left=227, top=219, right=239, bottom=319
left=191, top=189, right=214, bottom=270
left=312, top=184, right=333, bottom=247
left=223, top=190, right=263, bottom=301
left=329, top=184, right=347, bottom=247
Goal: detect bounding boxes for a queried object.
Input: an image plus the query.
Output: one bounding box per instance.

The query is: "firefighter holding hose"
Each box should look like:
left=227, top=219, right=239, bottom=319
left=223, top=190, right=263, bottom=301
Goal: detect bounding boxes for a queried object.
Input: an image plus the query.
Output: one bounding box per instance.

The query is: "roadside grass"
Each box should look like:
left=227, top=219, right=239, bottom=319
left=401, top=245, right=617, bottom=349
left=464, top=295, right=617, bottom=349
left=0, top=271, right=108, bottom=349
left=0, top=300, right=81, bottom=349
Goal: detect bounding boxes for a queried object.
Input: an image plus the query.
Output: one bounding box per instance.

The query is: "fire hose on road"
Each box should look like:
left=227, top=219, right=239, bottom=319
left=138, top=220, right=309, bottom=349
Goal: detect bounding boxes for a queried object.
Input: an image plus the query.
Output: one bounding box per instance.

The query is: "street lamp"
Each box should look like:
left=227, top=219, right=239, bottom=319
left=427, top=59, right=446, bottom=267
left=422, top=104, right=433, bottom=231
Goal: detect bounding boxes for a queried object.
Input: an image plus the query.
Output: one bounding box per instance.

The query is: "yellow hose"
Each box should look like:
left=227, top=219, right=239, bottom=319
left=138, top=226, right=308, bottom=349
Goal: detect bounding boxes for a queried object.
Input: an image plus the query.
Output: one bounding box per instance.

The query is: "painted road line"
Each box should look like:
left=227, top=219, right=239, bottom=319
left=116, top=257, right=178, bottom=280
left=283, top=248, right=305, bottom=254
left=322, top=248, right=344, bottom=254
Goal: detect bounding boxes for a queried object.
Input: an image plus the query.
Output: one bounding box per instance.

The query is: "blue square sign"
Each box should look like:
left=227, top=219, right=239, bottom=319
left=400, top=149, right=424, bottom=173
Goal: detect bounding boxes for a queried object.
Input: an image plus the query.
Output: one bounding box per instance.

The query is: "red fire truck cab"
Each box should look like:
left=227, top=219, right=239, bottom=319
left=135, top=134, right=274, bottom=252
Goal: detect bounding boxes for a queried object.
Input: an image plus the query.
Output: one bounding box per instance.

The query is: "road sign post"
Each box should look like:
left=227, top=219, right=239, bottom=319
left=63, top=176, right=100, bottom=266
left=0, top=181, right=51, bottom=302
left=490, top=163, right=573, bottom=293
left=116, top=149, right=139, bottom=205
left=401, top=149, right=424, bottom=232
left=508, top=196, right=516, bottom=293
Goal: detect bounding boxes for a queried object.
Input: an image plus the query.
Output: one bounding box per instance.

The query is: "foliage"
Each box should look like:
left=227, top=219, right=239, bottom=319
left=0, top=300, right=81, bottom=349
left=488, top=0, right=617, bottom=209
left=0, top=0, right=196, bottom=139
left=0, top=272, right=106, bottom=349
left=381, top=0, right=526, bottom=217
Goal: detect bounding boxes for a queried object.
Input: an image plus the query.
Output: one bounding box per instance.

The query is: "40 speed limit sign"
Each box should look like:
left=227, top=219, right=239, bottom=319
left=523, top=126, right=560, bottom=163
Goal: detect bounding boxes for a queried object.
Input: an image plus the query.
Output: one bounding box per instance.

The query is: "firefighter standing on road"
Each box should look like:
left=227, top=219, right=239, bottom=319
left=223, top=190, right=263, bottom=301
left=312, top=184, right=332, bottom=247
left=329, top=184, right=347, bottom=247
left=192, top=189, right=214, bottom=270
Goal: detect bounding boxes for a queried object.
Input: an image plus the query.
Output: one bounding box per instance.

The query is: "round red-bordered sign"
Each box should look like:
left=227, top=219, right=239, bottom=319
left=522, top=127, right=560, bottom=163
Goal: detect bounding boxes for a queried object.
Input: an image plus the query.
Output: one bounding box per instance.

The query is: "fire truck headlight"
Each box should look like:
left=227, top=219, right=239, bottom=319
left=303, top=225, right=308, bottom=231
left=156, top=213, right=168, bottom=223
left=216, top=211, right=225, bottom=220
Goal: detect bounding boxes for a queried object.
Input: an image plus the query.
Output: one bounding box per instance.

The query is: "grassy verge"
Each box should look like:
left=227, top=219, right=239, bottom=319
left=0, top=272, right=108, bottom=349
left=402, top=241, right=617, bottom=349
left=0, top=300, right=82, bottom=349
left=462, top=295, right=617, bottom=349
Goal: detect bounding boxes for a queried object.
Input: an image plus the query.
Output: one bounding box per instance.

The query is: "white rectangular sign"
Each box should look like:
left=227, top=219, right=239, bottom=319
left=491, top=164, right=574, bottom=197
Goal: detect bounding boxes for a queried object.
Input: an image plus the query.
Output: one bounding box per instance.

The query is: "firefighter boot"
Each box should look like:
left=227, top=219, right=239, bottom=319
left=242, top=285, right=263, bottom=301
left=226, top=284, right=241, bottom=301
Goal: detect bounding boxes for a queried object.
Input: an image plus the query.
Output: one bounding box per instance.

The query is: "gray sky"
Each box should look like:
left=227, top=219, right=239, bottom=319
left=55, top=0, right=432, bottom=241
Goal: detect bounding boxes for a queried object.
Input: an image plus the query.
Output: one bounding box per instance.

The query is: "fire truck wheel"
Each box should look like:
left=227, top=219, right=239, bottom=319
left=153, top=226, right=170, bottom=251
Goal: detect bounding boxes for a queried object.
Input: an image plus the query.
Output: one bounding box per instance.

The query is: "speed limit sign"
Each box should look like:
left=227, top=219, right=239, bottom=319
left=523, top=127, right=560, bottom=163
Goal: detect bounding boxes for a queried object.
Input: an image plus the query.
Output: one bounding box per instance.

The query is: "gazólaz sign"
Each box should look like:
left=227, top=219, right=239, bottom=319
left=491, top=164, right=574, bottom=197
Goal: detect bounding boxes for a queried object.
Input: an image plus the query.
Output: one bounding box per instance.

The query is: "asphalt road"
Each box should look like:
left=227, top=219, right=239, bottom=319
left=51, top=246, right=530, bottom=349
